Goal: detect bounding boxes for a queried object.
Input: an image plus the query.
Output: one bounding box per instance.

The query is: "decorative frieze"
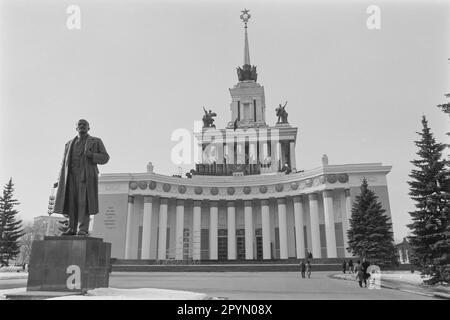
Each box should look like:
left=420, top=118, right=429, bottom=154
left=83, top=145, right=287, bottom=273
left=129, top=182, right=138, bottom=190
left=178, top=185, right=187, bottom=194
left=194, top=187, right=203, bottom=195
left=138, top=181, right=148, bottom=190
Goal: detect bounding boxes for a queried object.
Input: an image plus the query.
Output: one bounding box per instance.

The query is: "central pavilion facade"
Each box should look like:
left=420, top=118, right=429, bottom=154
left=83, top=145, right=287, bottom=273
left=92, top=11, right=393, bottom=261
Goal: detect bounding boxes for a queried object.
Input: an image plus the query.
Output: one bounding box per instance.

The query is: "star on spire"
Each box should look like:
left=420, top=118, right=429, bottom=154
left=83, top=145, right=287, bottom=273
left=240, top=8, right=251, bottom=28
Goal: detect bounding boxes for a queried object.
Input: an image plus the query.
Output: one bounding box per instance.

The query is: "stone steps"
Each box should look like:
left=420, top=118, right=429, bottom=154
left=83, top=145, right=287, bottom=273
left=111, top=257, right=354, bottom=266
left=111, top=263, right=343, bottom=272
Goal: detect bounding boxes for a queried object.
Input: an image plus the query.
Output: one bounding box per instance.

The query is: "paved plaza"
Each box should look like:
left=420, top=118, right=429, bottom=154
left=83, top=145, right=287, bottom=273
left=1, top=271, right=439, bottom=299
left=108, top=271, right=434, bottom=300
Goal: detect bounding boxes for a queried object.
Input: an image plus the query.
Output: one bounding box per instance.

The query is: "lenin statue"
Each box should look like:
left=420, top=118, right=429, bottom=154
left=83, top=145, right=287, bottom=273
left=53, top=119, right=110, bottom=236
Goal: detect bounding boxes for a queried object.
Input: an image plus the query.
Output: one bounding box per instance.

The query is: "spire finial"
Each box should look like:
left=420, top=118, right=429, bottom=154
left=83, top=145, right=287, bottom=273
left=240, top=8, right=251, bottom=28
left=240, top=9, right=251, bottom=66
left=236, top=9, right=257, bottom=82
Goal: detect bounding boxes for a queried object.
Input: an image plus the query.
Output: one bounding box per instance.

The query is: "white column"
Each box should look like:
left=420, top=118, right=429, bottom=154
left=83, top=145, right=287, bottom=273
left=124, top=196, right=134, bottom=259
left=225, top=132, right=235, bottom=165
left=276, top=141, right=281, bottom=170
left=141, top=196, right=153, bottom=259
left=293, top=196, right=305, bottom=259
left=277, top=198, right=288, bottom=259
left=216, top=142, right=224, bottom=165
left=261, top=199, right=271, bottom=260
left=323, top=190, right=337, bottom=258
left=157, top=198, right=168, bottom=260
left=308, top=193, right=321, bottom=258
left=244, top=200, right=254, bottom=260
left=343, top=189, right=352, bottom=257
left=209, top=201, right=218, bottom=260
left=289, top=141, right=296, bottom=171
left=227, top=201, right=236, bottom=260
left=192, top=201, right=202, bottom=260
left=175, top=199, right=185, bottom=260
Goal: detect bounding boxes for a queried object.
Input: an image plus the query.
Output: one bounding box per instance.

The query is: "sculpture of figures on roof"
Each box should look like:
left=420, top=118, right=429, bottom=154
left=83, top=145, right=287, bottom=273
left=276, top=101, right=288, bottom=124
left=237, top=64, right=258, bottom=82
left=202, top=107, right=217, bottom=128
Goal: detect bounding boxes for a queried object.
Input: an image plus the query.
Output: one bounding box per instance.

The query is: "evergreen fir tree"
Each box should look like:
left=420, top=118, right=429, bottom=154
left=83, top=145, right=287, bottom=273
left=408, top=116, right=450, bottom=284
left=0, top=178, right=25, bottom=266
left=347, top=178, right=397, bottom=265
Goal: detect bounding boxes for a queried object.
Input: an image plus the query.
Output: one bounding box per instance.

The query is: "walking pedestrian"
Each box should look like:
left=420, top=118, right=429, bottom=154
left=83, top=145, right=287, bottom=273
left=356, top=263, right=364, bottom=288
left=348, top=259, right=354, bottom=273
left=306, top=260, right=312, bottom=278
left=361, top=258, right=370, bottom=288
left=300, top=260, right=306, bottom=278
left=342, top=260, right=347, bottom=274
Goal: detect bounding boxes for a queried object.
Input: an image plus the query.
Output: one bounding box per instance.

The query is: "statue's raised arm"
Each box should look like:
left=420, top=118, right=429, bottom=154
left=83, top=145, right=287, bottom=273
left=282, top=101, right=288, bottom=109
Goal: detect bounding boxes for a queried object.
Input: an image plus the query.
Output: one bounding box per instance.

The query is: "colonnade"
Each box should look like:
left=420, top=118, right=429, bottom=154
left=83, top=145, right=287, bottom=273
left=124, top=189, right=353, bottom=260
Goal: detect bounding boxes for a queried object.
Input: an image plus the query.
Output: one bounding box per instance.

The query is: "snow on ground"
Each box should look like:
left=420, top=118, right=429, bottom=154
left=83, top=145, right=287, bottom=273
left=380, top=272, right=431, bottom=285
left=0, top=287, right=27, bottom=300
left=333, top=271, right=431, bottom=285
left=0, top=287, right=209, bottom=300
left=48, top=288, right=209, bottom=300
left=0, top=272, right=28, bottom=280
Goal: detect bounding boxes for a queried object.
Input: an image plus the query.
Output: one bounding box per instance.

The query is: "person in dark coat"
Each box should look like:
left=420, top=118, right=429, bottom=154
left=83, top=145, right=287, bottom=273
left=308, top=252, right=313, bottom=259
left=361, top=258, right=371, bottom=287
left=53, top=119, right=109, bottom=236
left=300, top=261, right=306, bottom=278
left=342, top=260, right=347, bottom=273
left=356, top=263, right=364, bottom=287
left=306, top=261, right=312, bottom=278
left=348, top=259, right=354, bottom=273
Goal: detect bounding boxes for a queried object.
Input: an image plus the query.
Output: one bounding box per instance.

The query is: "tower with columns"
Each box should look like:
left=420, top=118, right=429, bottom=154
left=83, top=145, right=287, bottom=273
left=91, top=10, right=393, bottom=262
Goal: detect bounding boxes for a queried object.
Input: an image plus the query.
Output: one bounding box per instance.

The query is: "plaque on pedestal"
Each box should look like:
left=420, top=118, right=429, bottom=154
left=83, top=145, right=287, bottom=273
left=27, top=236, right=111, bottom=293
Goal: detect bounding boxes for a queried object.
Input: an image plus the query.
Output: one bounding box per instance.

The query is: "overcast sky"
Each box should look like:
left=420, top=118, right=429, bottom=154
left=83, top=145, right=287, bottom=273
left=0, top=0, right=449, bottom=241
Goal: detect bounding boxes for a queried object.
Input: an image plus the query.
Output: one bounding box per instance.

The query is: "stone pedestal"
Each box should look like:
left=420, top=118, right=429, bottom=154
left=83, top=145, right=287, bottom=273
left=26, top=236, right=111, bottom=293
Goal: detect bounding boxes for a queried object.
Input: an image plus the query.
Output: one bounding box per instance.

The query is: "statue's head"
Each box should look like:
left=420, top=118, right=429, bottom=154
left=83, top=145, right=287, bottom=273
left=76, top=119, right=90, bottom=134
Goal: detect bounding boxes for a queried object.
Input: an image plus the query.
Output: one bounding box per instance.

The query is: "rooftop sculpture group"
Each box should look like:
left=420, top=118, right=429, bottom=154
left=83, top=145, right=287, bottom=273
left=276, top=101, right=288, bottom=124
left=202, top=107, right=217, bottom=128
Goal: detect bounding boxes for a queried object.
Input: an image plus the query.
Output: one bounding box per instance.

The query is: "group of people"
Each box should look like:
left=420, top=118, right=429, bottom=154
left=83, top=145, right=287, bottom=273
left=342, top=258, right=372, bottom=288
left=298, top=257, right=371, bottom=288
left=299, top=260, right=312, bottom=278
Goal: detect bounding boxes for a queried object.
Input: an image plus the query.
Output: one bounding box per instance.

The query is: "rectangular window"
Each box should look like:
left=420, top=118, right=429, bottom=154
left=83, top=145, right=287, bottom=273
left=319, top=224, right=327, bottom=258
left=166, top=228, right=170, bottom=257
left=275, top=227, right=280, bottom=259
left=200, top=229, right=209, bottom=260
left=253, top=99, right=257, bottom=121
left=137, top=226, right=143, bottom=259
left=236, top=229, right=245, bottom=260
left=303, top=225, right=308, bottom=255
left=237, top=101, right=240, bottom=120
left=335, top=222, right=345, bottom=257
left=183, top=228, right=190, bottom=259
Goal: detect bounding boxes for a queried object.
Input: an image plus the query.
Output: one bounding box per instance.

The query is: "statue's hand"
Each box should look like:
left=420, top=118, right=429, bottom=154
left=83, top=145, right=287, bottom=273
left=85, top=150, right=94, bottom=159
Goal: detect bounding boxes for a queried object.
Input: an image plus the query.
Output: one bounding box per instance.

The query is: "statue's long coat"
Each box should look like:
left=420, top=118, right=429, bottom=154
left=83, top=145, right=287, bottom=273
left=54, top=135, right=109, bottom=215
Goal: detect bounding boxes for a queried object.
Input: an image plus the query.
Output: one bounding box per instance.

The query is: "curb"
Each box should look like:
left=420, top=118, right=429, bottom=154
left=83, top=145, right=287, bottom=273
left=329, top=274, right=450, bottom=300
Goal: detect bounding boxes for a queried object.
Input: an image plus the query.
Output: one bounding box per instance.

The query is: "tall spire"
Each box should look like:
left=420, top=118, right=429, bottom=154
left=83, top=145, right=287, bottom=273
left=237, top=9, right=257, bottom=82
left=242, top=9, right=251, bottom=65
